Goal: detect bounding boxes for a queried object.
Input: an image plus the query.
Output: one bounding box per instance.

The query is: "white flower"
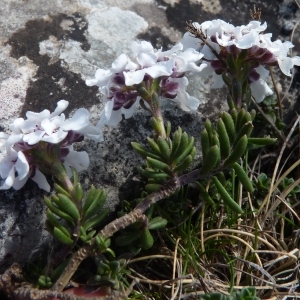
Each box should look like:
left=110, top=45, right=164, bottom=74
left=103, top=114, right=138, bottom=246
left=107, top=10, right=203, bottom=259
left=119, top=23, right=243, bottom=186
left=0, top=147, right=50, bottom=191
left=0, top=100, right=101, bottom=191
left=181, top=19, right=300, bottom=103
left=258, top=36, right=300, bottom=76
left=8, top=100, right=103, bottom=145
left=87, top=40, right=206, bottom=127
left=182, top=19, right=300, bottom=78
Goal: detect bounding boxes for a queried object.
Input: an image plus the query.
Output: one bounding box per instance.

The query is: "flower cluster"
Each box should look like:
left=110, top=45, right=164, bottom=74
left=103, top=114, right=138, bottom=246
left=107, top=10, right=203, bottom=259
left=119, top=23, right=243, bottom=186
left=86, top=41, right=207, bottom=127
left=183, top=19, right=300, bottom=102
left=0, top=100, right=102, bottom=191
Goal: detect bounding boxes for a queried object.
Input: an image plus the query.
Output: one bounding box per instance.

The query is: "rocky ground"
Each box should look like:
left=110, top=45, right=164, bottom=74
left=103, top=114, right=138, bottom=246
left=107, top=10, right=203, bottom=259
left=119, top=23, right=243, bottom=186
left=0, top=0, right=299, bottom=274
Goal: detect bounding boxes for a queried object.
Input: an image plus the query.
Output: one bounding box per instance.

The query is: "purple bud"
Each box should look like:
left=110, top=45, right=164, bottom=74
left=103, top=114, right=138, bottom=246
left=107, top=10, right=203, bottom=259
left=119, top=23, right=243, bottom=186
left=261, top=52, right=277, bottom=65
left=60, top=147, right=70, bottom=159
left=227, top=44, right=240, bottom=57
left=113, top=92, right=126, bottom=110
left=112, top=73, right=125, bottom=85
left=160, top=78, right=179, bottom=99
left=248, top=69, right=260, bottom=83
left=210, top=35, right=217, bottom=43
left=211, top=60, right=224, bottom=74
left=113, top=91, right=138, bottom=110
left=63, top=131, right=84, bottom=145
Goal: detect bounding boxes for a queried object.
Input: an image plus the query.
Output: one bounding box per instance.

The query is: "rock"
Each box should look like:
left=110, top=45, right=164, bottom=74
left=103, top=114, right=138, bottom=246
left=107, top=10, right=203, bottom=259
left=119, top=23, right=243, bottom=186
left=0, top=0, right=299, bottom=273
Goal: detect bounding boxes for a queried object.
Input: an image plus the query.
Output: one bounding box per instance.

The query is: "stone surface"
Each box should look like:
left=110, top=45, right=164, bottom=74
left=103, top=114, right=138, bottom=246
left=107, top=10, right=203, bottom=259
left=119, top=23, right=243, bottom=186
left=0, top=0, right=299, bottom=272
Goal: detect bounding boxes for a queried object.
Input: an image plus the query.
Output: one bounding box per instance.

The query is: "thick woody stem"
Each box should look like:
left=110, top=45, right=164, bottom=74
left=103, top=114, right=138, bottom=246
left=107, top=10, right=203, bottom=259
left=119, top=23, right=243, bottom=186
left=51, top=177, right=180, bottom=292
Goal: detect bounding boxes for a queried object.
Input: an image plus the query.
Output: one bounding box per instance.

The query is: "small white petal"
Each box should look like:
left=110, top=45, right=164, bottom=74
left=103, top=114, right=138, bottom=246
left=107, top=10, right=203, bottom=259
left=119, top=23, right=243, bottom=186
left=41, top=130, right=68, bottom=143
left=23, top=130, right=45, bottom=145
left=0, top=132, right=9, bottom=140
left=255, top=65, right=269, bottom=79
left=11, top=175, right=29, bottom=190
left=292, top=56, right=300, bottom=66
left=104, top=109, right=123, bottom=127
left=15, top=151, right=29, bottom=180
left=236, top=30, right=258, bottom=49
left=122, top=100, right=139, bottom=119
left=50, top=100, right=69, bottom=118
left=104, top=99, right=114, bottom=121
left=5, top=134, right=23, bottom=147
left=41, top=118, right=57, bottom=136
left=86, top=69, right=111, bottom=87
left=176, top=89, right=200, bottom=111
left=9, top=118, right=25, bottom=133
left=144, top=59, right=175, bottom=79
left=157, top=43, right=183, bottom=58
left=181, top=32, right=201, bottom=51
left=26, top=109, right=50, bottom=122
left=96, top=100, right=123, bottom=128
left=31, top=169, right=50, bottom=192
left=131, top=40, right=154, bottom=55
left=77, top=124, right=103, bottom=142
left=250, top=79, right=273, bottom=103
left=62, top=108, right=90, bottom=131
left=124, top=69, right=146, bottom=85
left=111, top=53, right=128, bottom=72
left=64, top=151, right=90, bottom=172
left=278, top=57, right=294, bottom=76
left=137, top=52, right=158, bottom=68
left=0, top=168, right=15, bottom=190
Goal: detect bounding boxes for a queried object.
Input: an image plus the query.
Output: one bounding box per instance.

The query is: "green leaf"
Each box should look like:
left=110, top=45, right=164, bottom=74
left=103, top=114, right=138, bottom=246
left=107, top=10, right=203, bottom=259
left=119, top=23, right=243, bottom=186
left=224, top=135, right=248, bottom=168
left=220, top=112, right=236, bottom=143
left=140, top=228, right=154, bottom=250
left=53, top=227, right=74, bottom=245
left=44, top=196, right=74, bottom=226
left=131, top=142, right=161, bottom=160
left=157, top=137, right=171, bottom=162
left=217, top=118, right=231, bottom=159
left=201, top=145, right=220, bottom=174
left=140, top=168, right=170, bottom=180
left=201, top=128, right=210, bottom=160
left=212, top=176, right=243, bottom=214
left=82, top=208, right=110, bottom=232
left=173, top=136, right=195, bottom=165
left=55, top=194, right=80, bottom=220
left=146, top=157, right=171, bottom=173
left=83, top=189, right=107, bottom=222
left=173, top=155, right=193, bottom=173
left=232, top=162, right=254, bottom=193
left=148, top=217, right=168, bottom=230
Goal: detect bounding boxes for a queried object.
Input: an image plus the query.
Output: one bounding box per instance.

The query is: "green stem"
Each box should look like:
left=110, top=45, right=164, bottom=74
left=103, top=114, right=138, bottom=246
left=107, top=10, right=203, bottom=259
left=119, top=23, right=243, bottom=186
left=149, top=92, right=166, bottom=138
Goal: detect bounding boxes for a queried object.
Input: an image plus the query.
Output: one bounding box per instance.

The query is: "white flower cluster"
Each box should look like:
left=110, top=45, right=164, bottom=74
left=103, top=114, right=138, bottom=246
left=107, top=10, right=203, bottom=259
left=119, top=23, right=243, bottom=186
left=0, top=100, right=102, bottom=191
left=182, top=19, right=300, bottom=102
left=86, top=41, right=207, bottom=127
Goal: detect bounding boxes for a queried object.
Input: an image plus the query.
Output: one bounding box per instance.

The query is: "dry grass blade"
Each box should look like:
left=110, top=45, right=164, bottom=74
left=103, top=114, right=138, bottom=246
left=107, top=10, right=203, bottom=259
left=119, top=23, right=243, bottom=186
left=256, top=116, right=300, bottom=224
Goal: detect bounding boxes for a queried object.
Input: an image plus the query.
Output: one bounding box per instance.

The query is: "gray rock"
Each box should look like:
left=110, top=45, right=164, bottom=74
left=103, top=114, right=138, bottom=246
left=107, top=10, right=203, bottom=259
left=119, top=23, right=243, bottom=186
left=0, top=0, right=299, bottom=273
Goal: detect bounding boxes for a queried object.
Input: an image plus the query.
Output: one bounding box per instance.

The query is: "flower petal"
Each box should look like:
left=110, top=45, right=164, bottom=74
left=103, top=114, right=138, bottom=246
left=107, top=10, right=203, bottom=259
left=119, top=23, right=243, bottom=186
left=23, top=130, right=45, bottom=145
left=62, top=108, right=90, bottom=131
left=50, top=100, right=69, bottom=118
left=64, top=150, right=90, bottom=172
left=31, top=169, right=50, bottom=192
left=0, top=168, right=15, bottom=190
left=250, top=79, right=273, bottom=103
left=15, top=151, right=29, bottom=180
